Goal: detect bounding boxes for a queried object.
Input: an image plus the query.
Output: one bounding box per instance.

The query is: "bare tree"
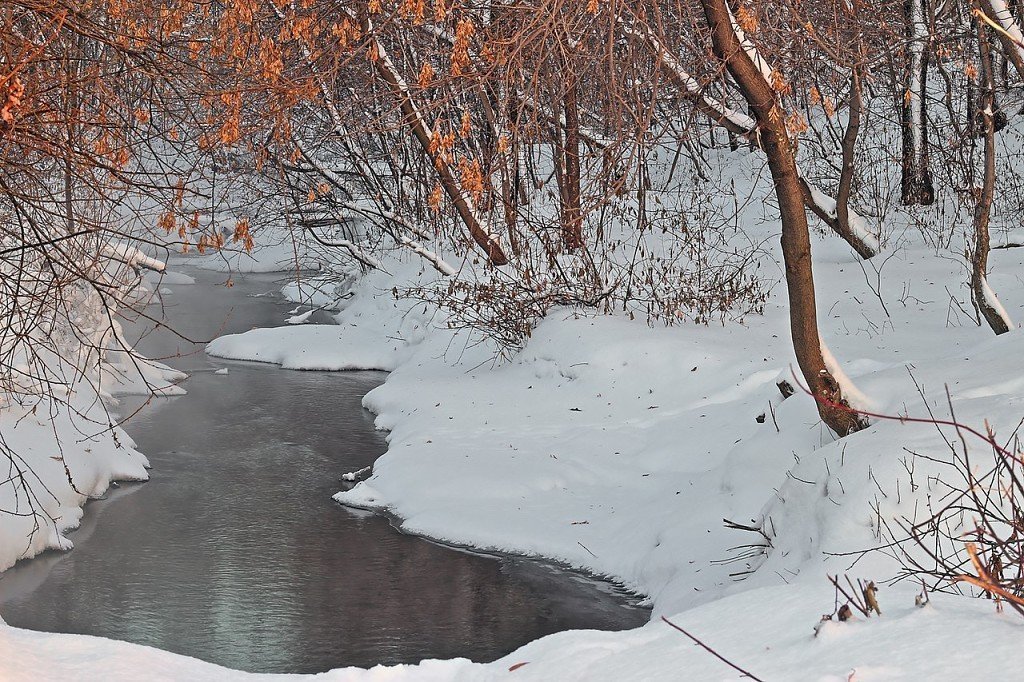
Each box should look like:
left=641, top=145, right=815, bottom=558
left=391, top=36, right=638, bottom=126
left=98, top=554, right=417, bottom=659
left=698, top=0, right=866, bottom=436
left=970, top=9, right=1013, bottom=334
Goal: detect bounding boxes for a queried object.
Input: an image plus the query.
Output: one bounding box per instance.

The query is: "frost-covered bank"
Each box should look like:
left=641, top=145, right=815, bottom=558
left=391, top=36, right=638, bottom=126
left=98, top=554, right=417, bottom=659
left=0, top=255, right=184, bottom=572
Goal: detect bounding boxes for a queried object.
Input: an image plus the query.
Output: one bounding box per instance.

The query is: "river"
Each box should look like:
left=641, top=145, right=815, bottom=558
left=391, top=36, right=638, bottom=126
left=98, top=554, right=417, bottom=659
left=0, top=263, right=647, bottom=674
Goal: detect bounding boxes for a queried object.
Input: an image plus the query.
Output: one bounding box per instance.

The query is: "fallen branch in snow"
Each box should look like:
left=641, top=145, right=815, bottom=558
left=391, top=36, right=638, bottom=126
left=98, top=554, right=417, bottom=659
left=828, top=574, right=872, bottom=618
left=341, top=465, right=373, bottom=483
left=660, top=616, right=765, bottom=682
left=717, top=518, right=774, bottom=578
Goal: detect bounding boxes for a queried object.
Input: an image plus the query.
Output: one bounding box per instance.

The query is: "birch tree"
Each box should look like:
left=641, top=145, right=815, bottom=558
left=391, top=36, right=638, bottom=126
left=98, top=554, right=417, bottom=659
left=902, top=0, right=936, bottom=205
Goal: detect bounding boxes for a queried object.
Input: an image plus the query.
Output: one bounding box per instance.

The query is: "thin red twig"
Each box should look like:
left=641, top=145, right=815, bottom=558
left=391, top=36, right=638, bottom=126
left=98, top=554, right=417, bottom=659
left=790, top=368, right=1012, bottom=460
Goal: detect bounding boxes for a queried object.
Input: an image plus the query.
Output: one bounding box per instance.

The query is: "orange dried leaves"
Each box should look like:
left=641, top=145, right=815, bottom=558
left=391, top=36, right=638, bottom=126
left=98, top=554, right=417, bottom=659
left=0, top=76, right=25, bottom=132
left=451, top=19, right=475, bottom=76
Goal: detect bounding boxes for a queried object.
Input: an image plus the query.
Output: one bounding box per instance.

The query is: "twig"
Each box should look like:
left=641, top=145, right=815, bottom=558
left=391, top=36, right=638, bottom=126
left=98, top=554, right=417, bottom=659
left=660, top=616, right=766, bottom=681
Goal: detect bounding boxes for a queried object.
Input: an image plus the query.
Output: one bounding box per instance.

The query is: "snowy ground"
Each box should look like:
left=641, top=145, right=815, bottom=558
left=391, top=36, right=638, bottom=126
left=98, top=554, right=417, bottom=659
left=9, top=170, right=1024, bottom=679
left=6, top=230, right=1004, bottom=679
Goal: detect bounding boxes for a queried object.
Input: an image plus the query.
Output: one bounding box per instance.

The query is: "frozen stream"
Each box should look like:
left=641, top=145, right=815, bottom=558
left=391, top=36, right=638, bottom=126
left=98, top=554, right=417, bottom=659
left=0, top=264, right=647, bottom=674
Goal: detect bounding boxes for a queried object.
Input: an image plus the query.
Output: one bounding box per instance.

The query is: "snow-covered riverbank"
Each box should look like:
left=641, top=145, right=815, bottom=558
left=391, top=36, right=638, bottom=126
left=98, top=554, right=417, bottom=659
left=6, top=582, right=1021, bottom=680
left=9, top=225, right=1024, bottom=680
left=200, top=233, right=1024, bottom=678
left=0, top=260, right=185, bottom=573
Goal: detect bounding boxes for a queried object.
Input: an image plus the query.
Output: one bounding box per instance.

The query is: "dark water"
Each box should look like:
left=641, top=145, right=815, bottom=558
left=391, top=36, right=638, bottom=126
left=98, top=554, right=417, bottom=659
left=0, top=264, right=647, bottom=674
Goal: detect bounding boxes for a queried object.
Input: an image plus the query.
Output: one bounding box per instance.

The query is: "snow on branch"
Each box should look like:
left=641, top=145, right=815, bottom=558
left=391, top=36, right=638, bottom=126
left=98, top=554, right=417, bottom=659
left=727, top=7, right=775, bottom=85
left=619, top=21, right=757, bottom=134
left=981, top=0, right=1024, bottom=73
left=349, top=9, right=508, bottom=266
left=399, top=236, right=458, bottom=276
left=980, top=274, right=1015, bottom=330
left=101, top=243, right=165, bottom=273
left=819, top=340, right=873, bottom=415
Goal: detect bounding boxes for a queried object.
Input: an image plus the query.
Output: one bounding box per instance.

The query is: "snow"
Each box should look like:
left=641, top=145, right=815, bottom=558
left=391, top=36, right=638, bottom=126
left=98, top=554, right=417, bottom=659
left=398, top=235, right=458, bottom=276
left=102, top=243, right=166, bottom=273
left=819, top=339, right=875, bottom=413
left=0, top=396, right=151, bottom=573
left=980, top=274, right=1015, bottom=330
left=847, top=212, right=880, bottom=252
left=285, top=309, right=315, bottom=325
left=5, top=581, right=1024, bottom=680
left=728, top=7, right=776, bottom=85
left=805, top=180, right=881, bottom=254
left=187, top=230, right=1024, bottom=680
left=208, top=267, right=433, bottom=372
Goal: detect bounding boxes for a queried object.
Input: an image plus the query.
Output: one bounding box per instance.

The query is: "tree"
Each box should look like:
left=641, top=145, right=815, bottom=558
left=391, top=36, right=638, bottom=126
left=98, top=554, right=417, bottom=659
left=970, top=8, right=1013, bottom=334
left=698, top=0, right=867, bottom=436
left=902, top=0, right=936, bottom=205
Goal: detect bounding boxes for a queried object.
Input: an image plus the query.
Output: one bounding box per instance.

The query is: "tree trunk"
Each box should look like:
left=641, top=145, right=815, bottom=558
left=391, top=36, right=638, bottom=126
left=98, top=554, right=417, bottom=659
left=972, top=14, right=1013, bottom=334
left=835, top=0, right=868, bottom=254
left=562, top=75, right=583, bottom=250
left=902, top=0, right=935, bottom=205
left=836, top=71, right=862, bottom=243
left=699, top=0, right=866, bottom=436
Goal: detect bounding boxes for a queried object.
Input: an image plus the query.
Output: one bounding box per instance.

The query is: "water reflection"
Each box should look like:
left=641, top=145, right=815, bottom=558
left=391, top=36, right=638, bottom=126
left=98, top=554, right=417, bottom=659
left=0, top=265, right=648, bottom=674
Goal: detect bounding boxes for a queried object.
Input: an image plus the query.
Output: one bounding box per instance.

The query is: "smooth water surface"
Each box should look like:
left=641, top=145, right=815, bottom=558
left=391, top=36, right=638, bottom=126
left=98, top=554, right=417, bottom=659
left=0, top=264, right=647, bottom=673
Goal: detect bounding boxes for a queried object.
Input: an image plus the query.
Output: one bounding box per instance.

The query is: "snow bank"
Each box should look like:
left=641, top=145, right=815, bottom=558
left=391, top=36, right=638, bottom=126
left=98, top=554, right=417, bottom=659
left=5, top=583, right=1023, bottom=680
left=207, top=265, right=434, bottom=372
left=0, top=261, right=187, bottom=571
left=207, top=324, right=401, bottom=371
left=0, top=397, right=150, bottom=572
